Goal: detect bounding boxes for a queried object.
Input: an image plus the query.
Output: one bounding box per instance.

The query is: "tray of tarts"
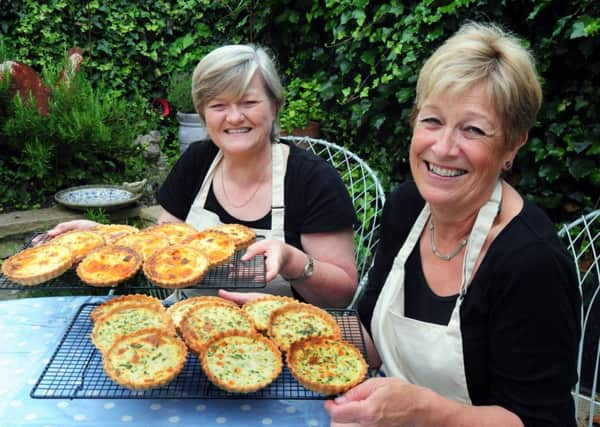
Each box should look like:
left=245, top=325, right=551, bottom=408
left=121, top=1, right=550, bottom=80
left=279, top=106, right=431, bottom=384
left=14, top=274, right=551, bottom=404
left=31, top=295, right=371, bottom=399
left=1, top=222, right=266, bottom=291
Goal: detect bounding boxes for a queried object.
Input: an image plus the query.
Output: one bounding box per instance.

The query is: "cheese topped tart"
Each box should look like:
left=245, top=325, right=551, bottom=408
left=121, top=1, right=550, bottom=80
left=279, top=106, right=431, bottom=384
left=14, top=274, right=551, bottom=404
left=1, top=243, right=73, bottom=286
left=242, top=296, right=297, bottom=332
left=92, top=303, right=176, bottom=353
left=268, top=303, right=341, bottom=352
left=51, top=230, right=105, bottom=263
left=143, top=245, right=210, bottom=289
left=287, top=337, right=368, bottom=395
left=114, top=230, right=170, bottom=262
left=103, top=327, right=187, bottom=391
left=91, top=224, right=139, bottom=245
left=90, top=294, right=164, bottom=323
left=201, top=331, right=282, bottom=393
left=179, top=303, right=255, bottom=356
left=206, top=224, right=256, bottom=250
left=166, top=296, right=238, bottom=331
left=76, top=245, right=142, bottom=287
left=182, top=230, right=235, bottom=267
left=144, top=222, right=198, bottom=245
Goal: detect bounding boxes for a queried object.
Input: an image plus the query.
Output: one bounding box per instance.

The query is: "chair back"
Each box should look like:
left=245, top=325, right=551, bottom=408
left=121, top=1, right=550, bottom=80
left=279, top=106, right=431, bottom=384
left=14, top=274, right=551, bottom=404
left=281, top=136, right=386, bottom=308
left=558, top=209, right=600, bottom=425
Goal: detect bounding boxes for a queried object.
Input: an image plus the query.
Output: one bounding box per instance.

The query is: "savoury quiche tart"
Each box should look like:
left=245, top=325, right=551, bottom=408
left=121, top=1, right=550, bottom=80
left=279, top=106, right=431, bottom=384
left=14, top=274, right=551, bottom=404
left=1, top=243, right=73, bottom=286
left=242, top=296, right=297, bottom=332
left=103, top=327, right=187, bottom=390
left=201, top=331, right=282, bottom=393
left=92, top=303, right=176, bottom=353
left=90, top=294, right=164, bottom=323
left=287, top=336, right=368, bottom=395
left=114, top=230, right=170, bottom=262
left=143, top=245, right=210, bottom=289
left=182, top=230, right=235, bottom=267
left=144, top=222, right=198, bottom=245
left=76, top=245, right=142, bottom=287
left=206, top=224, right=256, bottom=250
left=179, top=302, right=255, bottom=356
left=91, top=224, right=139, bottom=245
left=268, top=303, right=341, bottom=352
left=51, top=230, right=105, bottom=263
left=166, top=296, right=238, bottom=332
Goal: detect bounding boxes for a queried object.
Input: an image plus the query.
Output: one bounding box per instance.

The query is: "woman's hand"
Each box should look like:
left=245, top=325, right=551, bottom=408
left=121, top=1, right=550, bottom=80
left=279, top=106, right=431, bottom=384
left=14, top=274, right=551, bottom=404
left=217, top=289, right=271, bottom=306
left=241, top=239, right=288, bottom=282
left=31, top=219, right=100, bottom=245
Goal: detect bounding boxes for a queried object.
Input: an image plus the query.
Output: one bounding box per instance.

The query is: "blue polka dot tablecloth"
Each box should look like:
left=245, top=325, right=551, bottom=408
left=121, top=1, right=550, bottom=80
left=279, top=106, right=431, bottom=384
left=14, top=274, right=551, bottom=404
left=0, top=296, right=331, bottom=427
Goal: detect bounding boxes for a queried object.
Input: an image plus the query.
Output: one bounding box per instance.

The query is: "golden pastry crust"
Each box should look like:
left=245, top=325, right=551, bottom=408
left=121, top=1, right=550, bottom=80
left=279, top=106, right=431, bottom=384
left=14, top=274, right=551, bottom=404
left=182, top=230, right=235, bottom=267
left=114, top=230, right=170, bottom=262
left=51, top=230, right=105, bottom=263
left=76, top=245, right=142, bottom=287
left=1, top=243, right=73, bottom=286
left=91, top=303, right=176, bottom=354
left=201, top=331, right=282, bottom=393
left=90, top=294, right=164, bottom=323
left=242, top=296, right=297, bottom=332
left=268, top=303, right=341, bottom=352
left=287, top=337, right=368, bottom=395
left=206, top=224, right=256, bottom=250
left=103, top=327, right=187, bottom=391
left=179, top=303, right=255, bottom=356
left=143, top=245, right=210, bottom=289
left=166, top=296, right=238, bottom=332
left=91, top=224, right=139, bottom=245
left=144, top=222, right=198, bottom=245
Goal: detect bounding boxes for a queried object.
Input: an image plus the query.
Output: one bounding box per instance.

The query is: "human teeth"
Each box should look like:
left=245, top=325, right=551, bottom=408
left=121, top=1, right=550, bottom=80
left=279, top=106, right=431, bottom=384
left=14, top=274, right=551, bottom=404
left=226, top=128, right=250, bottom=134
left=428, top=163, right=465, bottom=177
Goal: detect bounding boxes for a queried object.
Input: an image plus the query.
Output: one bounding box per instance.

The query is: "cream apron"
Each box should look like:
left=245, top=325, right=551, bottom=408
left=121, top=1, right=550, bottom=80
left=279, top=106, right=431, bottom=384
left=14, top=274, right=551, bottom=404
left=371, top=181, right=502, bottom=403
left=176, top=142, right=292, bottom=299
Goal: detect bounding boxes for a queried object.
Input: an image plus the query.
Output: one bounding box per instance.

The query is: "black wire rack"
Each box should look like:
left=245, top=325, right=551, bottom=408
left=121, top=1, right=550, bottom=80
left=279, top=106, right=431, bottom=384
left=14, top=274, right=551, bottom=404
left=31, top=303, right=370, bottom=400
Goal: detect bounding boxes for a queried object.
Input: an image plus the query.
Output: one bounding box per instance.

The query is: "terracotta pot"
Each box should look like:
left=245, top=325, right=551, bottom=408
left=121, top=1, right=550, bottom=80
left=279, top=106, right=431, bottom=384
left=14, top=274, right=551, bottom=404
left=280, top=121, right=320, bottom=138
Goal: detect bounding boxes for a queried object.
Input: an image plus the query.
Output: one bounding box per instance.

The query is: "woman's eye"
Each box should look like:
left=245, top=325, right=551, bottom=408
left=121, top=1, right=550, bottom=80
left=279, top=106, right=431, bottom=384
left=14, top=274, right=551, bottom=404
left=208, top=103, right=225, bottom=110
left=241, top=100, right=258, bottom=106
left=420, top=117, right=441, bottom=125
left=464, top=126, right=486, bottom=136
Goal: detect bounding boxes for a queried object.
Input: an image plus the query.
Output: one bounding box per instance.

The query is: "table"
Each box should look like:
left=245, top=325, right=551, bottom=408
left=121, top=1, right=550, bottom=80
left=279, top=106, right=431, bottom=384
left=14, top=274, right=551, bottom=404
left=0, top=296, right=332, bottom=427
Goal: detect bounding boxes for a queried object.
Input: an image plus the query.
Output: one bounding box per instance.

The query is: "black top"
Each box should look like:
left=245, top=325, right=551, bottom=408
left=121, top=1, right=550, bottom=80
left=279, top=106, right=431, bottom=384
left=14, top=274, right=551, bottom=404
left=359, top=181, right=581, bottom=427
left=156, top=140, right=357, bottom=250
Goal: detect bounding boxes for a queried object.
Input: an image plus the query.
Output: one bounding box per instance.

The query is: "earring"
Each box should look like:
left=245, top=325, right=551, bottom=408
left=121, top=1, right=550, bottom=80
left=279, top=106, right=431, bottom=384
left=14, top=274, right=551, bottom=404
left=504, top=160, right=512, bottom=171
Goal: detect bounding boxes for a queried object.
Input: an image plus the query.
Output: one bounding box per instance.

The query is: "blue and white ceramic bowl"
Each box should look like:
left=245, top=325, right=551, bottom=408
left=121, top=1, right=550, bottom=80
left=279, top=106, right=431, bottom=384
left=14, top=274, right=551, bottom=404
left=54, top=185, right=142, bottom=211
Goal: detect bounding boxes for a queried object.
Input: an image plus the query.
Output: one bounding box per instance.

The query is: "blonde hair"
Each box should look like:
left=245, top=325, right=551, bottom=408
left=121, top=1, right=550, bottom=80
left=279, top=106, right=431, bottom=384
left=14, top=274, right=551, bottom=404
left=412, top=22, right=542, bottom=149
left=191, top=44, right=284, bottom=140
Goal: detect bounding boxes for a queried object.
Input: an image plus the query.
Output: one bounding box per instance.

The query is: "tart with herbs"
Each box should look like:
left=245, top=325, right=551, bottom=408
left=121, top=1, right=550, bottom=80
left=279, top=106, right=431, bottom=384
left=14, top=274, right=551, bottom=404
left=51, top=230, right=105, bottom=263
left=76, top=245, right=142, bottom=287
left=91, top=303, right=176, bottom=354
left=287, top=336, right=368, bottom=395
left=143, top=245, right=210, bottom=289
left=201, top=331, right=282, bottom=393
left=166, top=296, right=238, bottom=332
left=1, top=243, right=73, bottom=286
left=179, top=302, right=255, bottom=356
left=91, top=224, right=139, bottom=245
left=206, top=224, right=256, bottom=250
left=242, top=296, right=297, bottom=332
left=144, top=222, right=198, bottom=245
left=90, top=294, right=164, bottom=323
left=268, top=303, right=341, bottom=352
left=182, top=230, right=235, bottom=267
left=103, top=327, right=187, bottom=390
left=114, top=230, right=171, bottom=262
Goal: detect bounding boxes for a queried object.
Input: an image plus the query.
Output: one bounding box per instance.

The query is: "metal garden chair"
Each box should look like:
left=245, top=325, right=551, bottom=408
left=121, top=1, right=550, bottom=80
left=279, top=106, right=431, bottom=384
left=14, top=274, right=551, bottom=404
left=558, top=209, right=600, bottom=426
left=281, top=136, right=386, bottom=308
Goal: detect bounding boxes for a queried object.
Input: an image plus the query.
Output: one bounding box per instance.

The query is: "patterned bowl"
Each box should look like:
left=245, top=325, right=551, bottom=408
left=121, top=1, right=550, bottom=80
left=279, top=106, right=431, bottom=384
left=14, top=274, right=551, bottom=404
left=54, top=185, right=142, bottom=211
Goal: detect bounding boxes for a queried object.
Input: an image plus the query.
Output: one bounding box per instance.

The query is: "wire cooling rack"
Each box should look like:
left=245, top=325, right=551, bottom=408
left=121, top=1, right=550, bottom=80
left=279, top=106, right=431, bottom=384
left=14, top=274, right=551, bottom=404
left=0, top=248, right=266, bottom=291
left=31, top=303, right=370, bottom=400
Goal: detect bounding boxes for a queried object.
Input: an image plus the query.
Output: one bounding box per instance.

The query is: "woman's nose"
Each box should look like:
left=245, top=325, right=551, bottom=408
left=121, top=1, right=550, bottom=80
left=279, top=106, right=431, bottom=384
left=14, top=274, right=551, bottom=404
left=226, top=105, right=244, bottom=122
left=431, top=127, right=460, bottom=156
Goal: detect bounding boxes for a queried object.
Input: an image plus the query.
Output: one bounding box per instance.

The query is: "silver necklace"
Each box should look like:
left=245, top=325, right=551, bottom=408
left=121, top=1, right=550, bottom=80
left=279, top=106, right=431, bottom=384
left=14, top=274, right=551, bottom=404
left=428, top=220, right=468, bottom=261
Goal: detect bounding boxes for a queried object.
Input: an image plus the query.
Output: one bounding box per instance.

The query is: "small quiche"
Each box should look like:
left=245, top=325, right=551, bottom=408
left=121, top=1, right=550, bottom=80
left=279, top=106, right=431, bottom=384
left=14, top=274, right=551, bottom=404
left=114, top=230, right=170, bottom=262
left=103, top=327, right=187, bottom=390
left=182, top=230, right=235, bottom=267
left=206, top=224, right=256, bottom=250
left=1, top=243, right=73, bottom=286
left=287, top=337, right=368, bottom=395
left=144, top=222, right=198, bottom=245
left=143, top=245, right=210, bottom=289
left=51, top=230, right=105, bottom=263
left=268, top=303, right=341, bottom=352
left=201, top=331, right=282, bottom=393
left=76, top=245, right=142, bottom=287
left=92, top=303, right=176, bottom=354
left=90, top=294, right=164, bottom=323
left=166, top=296, right=238, bottom=332
left=91, top=224, right=139, bottom=245
left=242, top=296, right=297, bottom=332
left=179, top=303, right=255, bottom=356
